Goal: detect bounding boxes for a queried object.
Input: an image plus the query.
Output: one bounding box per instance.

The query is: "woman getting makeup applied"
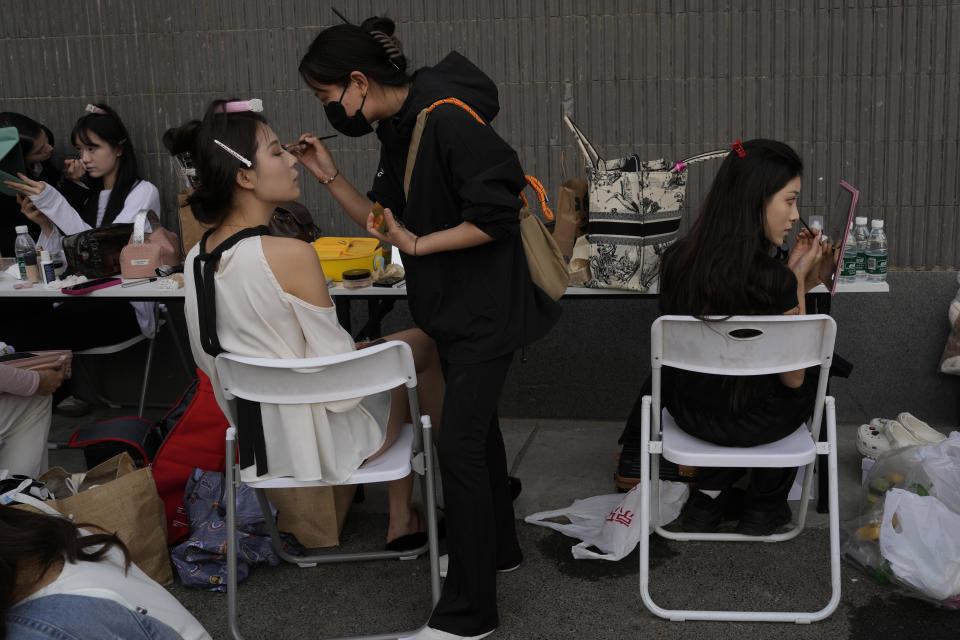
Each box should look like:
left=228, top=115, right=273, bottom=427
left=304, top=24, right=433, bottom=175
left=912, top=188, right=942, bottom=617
left=172, top=99, right=444, bottom=554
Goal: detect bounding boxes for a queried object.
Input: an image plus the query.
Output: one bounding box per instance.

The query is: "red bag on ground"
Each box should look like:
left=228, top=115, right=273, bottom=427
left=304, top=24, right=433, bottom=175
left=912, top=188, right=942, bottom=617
left=152, top=369, right=231, bottom=544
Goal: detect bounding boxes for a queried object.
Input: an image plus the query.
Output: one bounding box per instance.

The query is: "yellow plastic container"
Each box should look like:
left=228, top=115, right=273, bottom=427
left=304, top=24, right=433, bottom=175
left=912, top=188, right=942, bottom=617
left=312, top=237, right=381, bottom=281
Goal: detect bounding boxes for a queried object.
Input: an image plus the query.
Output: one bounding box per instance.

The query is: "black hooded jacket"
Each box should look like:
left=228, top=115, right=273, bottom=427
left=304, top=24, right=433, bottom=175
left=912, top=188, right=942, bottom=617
left=369, top=52, right=560, bottom=363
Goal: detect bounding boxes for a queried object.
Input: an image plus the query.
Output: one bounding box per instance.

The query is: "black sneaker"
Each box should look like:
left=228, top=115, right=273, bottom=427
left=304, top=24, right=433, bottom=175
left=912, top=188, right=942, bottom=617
left=736, top=500, right=793, bottom=536
left=679, top=487, right=745, bottom=532
left=680, top=491, right=725, bottom=532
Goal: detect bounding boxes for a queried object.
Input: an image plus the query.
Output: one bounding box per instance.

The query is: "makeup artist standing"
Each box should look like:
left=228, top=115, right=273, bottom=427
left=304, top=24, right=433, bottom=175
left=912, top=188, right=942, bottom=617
left=294, top=16, right=559, bottom=640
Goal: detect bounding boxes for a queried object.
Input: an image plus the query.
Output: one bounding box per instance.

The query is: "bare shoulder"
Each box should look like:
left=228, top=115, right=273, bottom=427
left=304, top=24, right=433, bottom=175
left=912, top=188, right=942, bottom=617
left=260, top=237, right=331, bottom=307
left=261, top=236, right=316, bottom=267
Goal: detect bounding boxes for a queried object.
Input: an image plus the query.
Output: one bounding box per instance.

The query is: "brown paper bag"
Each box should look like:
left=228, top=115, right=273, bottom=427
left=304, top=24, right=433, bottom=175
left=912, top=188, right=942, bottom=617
left=569, top=235, right=592, bottom=285
left=31, top=453, right=173, bottom=585
left=265, top=484, right=356, bottom=548
left=551, top=178, right=589, bottom=260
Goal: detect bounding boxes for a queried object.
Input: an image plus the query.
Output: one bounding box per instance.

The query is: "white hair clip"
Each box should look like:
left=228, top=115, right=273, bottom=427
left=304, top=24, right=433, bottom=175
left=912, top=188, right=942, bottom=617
left=215, top=99, right=263, bottom=113
left=213, top=139, right=252, bottom=167
left=84, top=104, right=107, bottom=115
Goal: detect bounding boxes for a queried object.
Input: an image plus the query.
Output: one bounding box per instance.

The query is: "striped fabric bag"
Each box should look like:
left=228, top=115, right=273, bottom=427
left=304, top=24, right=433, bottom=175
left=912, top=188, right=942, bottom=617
left=565, top=117, right=726, bottom=292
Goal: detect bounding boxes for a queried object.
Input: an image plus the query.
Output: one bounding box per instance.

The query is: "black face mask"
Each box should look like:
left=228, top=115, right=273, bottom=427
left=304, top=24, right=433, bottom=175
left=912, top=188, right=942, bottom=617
left=323, top=83, right=374, bottom=137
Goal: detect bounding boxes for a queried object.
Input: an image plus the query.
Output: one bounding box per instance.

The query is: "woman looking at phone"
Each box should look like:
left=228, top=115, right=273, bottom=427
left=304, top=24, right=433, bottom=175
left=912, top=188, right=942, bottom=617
left=294, top=16, right=559, bottom=640
left=655, top=139, right=835, bottom=535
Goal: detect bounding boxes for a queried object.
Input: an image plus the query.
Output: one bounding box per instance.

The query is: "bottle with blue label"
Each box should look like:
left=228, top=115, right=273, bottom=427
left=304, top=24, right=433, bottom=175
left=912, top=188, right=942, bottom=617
left=866, top=219, right=887, bottom=282
left=39, top=250, right=56, bottom=284
left=853, top=216, right=870, bottom=281
left=839, top=222, right=858, bottom=284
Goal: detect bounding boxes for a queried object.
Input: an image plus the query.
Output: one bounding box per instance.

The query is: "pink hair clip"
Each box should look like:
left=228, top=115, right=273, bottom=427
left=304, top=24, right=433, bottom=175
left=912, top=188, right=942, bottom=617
left=215, top=99, right=263, bottom=114
left=732, top=140, right=746, bottom=158
left=84, top=104, right=107, bottom=115
left=671, top=161, right=687, bottom=174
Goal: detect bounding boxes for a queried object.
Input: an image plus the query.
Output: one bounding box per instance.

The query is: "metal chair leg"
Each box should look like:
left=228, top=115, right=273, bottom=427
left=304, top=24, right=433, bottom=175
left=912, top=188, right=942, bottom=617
left=225, top=428, right=247, bottom=640
left=161, top=303, right=195, bottom=378
left=136, top=335, right=157, bottom=418
left=420, top=415, right=441, bottom=604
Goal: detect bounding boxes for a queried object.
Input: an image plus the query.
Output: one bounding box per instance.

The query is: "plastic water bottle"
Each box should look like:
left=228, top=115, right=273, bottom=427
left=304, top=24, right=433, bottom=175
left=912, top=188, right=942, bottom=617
left=853, top=216, right=870, bottom=281
left=866, top=219, right=888, bottom=283
left=838, top=222, right=858, bottom=285
left=14, top=225, right=40, bottom=283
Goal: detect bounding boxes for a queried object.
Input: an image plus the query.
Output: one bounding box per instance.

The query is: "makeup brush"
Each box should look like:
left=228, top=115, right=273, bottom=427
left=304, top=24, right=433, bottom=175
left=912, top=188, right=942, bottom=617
left=283, top=135, right=338, bottom=152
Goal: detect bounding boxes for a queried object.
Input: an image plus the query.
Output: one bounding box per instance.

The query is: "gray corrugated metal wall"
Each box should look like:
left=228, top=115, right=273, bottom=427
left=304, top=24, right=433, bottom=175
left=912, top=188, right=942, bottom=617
left=1, top=0, right=958, bottom=268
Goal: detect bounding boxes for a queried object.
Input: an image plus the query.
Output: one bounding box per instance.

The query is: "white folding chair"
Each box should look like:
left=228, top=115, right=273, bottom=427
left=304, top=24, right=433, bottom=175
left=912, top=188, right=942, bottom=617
left=638, top=315, right=841, bottom=623
left=214, top=340, right=441, bottom=640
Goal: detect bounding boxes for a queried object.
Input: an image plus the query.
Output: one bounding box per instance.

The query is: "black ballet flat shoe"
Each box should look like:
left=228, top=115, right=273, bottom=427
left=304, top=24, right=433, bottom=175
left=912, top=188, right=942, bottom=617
left=385, top=531, right=428, bottom=552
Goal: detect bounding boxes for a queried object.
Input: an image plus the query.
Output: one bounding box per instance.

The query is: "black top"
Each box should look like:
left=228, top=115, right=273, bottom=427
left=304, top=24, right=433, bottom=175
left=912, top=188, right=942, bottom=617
left=369, top=52, right=560, bottom=363
left=661, top=259, right=816, bottom=446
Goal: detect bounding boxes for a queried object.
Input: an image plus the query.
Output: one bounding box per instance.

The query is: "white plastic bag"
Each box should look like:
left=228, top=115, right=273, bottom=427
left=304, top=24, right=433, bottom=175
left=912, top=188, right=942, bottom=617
left=916, top=432, right=960, bottom=513
left=879, top=488, right=960, bottom=601
left=524, top=481, right=688, bottom=561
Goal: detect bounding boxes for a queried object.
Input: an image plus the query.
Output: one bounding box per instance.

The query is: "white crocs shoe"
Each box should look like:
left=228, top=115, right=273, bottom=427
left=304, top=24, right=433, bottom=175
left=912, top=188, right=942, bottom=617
left=857, top=423, right=891, bottom=459
left=897, top=412, right=947, bottom=445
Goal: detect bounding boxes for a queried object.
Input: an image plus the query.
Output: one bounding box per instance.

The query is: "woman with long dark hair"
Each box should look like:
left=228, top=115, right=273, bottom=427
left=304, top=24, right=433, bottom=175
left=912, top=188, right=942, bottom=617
left=295, top=16, right=560, bottom=640
left=0, top=104, right=162, bottom=358
left=1, top=506, right=209, bottom=639
left=657, top=139, right=834, bottom=535
left=3, top=103, right=161, bottom=256
left=0, top=105, right=162, bottom=414
left=173, top=98, right=444, bottom=551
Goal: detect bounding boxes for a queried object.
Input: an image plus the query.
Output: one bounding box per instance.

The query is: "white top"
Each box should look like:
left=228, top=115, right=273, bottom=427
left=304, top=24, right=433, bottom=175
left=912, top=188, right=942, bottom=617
left=28, top=180, right=163, bottom=338
left=30, top=180, right=161, bottom=252
left=22, top=545, right=211, bottom=640
left=184, top=236, right=387, bottom=484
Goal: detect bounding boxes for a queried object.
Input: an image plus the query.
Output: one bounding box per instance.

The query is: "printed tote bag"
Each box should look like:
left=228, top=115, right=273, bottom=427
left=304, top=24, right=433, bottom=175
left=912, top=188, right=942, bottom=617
left=565, top=117, right=726, bottom=292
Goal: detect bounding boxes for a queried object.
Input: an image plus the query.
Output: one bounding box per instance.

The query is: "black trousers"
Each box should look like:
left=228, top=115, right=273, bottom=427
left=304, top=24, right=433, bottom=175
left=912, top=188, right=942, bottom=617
left=622, top=371, right=817, bottom=506
left=429, top=352, right=521, bottom=636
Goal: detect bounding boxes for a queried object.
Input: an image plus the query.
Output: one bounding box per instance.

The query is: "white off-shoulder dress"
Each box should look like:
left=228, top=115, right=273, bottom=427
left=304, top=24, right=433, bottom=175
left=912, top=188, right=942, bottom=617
left=184, top=235, right=388, bottom=484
